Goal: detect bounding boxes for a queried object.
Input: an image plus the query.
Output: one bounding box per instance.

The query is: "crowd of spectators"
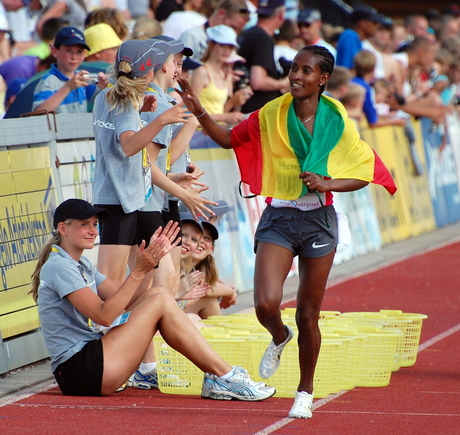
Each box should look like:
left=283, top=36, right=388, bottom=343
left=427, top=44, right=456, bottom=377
left=1, top=1, right=460, bottom=125
left=1, top=0, right=458, bottom=309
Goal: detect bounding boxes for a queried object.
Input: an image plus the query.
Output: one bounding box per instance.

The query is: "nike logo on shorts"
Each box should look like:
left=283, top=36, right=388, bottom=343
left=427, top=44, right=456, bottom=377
left=312, top=242, right=330, bottom=248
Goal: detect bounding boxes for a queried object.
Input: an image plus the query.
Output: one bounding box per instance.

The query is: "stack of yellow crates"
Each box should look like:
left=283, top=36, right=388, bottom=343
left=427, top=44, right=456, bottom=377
left=154, top=309, right=427, bottom=398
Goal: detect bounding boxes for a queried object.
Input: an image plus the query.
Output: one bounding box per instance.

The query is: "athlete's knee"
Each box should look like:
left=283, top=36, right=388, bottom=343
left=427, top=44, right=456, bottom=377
left=295, top=306, right=320, bottom=328
left=255, top=297, right=280, bottom=318
left=142, top=286, right=174, bottom=307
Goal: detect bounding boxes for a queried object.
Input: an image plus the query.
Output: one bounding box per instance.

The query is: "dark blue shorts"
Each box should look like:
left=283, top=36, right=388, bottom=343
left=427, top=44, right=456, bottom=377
left=255, top=205, right=338, bottom=258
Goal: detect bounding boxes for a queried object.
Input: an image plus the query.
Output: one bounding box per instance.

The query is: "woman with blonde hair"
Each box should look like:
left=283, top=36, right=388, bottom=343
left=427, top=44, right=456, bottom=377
left=190, top=24, right=252, bottom=126
left=30, top=198, right=275, bottom=400
left=184, top=218, right=238, bottom=318
left=85, top=7, right=129, bottom=40
left=92, top=39, right=214, bottom=287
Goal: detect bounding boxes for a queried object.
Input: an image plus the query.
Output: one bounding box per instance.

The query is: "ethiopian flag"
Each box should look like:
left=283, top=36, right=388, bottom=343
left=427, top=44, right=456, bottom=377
left=230, top=93, right=397, bottom=200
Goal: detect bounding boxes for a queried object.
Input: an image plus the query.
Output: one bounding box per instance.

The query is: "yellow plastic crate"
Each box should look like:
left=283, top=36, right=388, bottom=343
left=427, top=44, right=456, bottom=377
left=353, top=327, right=403, bottom=387
left=250, top=335, right=343, bottom=399
left=339, top=309, right=428, bottom=367
left=380, top=310, right=428, bottom=367
left=154, top=336, right=256, bottom=395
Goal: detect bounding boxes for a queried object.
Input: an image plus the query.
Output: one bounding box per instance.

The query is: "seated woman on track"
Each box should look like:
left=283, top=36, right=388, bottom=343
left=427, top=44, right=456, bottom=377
left=29, top=198, right=275, bottom=401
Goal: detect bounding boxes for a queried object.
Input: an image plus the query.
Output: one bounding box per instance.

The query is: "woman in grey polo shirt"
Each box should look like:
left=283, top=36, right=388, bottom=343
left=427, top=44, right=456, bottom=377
left=29, top=198, right=275, bottom=401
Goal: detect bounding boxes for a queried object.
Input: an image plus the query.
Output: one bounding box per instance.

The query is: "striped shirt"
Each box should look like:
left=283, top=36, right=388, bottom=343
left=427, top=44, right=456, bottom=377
left=32, top=64, right=97, bottom=114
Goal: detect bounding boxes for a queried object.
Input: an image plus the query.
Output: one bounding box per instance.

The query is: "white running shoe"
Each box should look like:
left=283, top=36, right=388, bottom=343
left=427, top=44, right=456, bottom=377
left=288, top=391, right=313, bottom=418
left=201, top=366, right=276, bottom=401
left=259, top=325, right=294, bottom=379
left=128, top=369, right=159, bottom=389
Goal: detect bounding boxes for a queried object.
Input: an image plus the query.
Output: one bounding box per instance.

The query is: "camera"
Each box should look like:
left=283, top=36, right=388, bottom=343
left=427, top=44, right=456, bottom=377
left=83, top=73, right=99, bottom=84
left=233, top=62, right=250, bottom=91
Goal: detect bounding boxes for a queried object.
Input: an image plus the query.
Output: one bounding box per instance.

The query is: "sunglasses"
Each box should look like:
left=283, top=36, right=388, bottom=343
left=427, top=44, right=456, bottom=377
left=231, top=7, right=250, bottom=15
left=298, top=22, right=312, bottom=28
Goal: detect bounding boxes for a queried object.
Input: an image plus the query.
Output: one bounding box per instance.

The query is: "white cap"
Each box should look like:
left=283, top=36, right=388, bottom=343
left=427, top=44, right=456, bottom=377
left=206, top=25, right=239, bottom=49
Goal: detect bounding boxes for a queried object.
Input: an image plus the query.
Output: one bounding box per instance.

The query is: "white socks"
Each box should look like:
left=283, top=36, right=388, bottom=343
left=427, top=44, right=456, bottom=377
left=219, top=367, right=235, bottom=380
left=140, top=362, right=157, bottom=374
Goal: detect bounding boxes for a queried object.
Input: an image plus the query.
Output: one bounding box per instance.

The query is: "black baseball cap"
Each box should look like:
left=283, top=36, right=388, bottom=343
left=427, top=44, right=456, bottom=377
left=351, top=6, right=381, bottom=25
left=53, top=199, right=110, bottom=229
left=201, top=221, right=219, bottom=241
left=180, top=212, right=204, bottom=233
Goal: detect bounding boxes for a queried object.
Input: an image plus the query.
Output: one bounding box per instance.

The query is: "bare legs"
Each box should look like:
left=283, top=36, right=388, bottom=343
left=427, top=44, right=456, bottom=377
left=97, top=244, right=131, bottom=285
left=100, top=287, right=231, bottom=395
left=295, top=252, right=335, bottom=393
left=254, top=242, right=294, bottom=345
left=253, top=241, right=335, bottom=394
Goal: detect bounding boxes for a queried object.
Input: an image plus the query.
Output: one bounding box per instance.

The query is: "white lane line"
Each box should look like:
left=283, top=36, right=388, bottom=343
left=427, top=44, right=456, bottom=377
left=418, top=323, right=460, bottom=352
left=254, top=322, right=460, bottom=435
left=315, top=410, right=460, bottom=417
left=0, top=381, right=56, bottom=408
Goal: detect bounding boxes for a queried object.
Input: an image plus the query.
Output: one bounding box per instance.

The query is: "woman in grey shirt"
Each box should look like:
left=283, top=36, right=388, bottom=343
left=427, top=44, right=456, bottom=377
left=30, top=198, right=275, bottom=402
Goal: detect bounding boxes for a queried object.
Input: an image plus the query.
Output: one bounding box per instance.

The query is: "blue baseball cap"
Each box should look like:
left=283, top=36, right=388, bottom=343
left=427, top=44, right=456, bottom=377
left=297, top=8, right=321, bottom=24
left=351, top=6, right=382, bottom=24
left=53, top=26, right=90, bottom=50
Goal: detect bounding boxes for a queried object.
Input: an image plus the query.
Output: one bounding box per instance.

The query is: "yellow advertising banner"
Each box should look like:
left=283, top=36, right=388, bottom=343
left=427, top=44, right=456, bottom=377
left=361, top=121, right=435, bottom=244
left=0, top=147, right=56, bottom=339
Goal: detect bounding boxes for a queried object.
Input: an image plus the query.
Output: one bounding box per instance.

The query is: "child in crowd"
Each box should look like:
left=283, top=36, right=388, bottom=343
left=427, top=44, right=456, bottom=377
left=372, top=78, right=395, bottom=117
left=2, top=78, right=26, bottom=115
left=32, top=26, right=108, bottom=114
left=341, top=82, right=366, bottom=122
left=84, top=23, right=123, bottom=64
left=84, top=7, right=129, bottom=41
left=324, top=65, right=351, bottom=101
left=24, top=17, right=66, bottom=59
left=352, top=49, right=406, bottom=128
left=431, top=47, right=453, bottom=105
left=273, top=19, right=301, bottom=77
left=130, top=16, right=163, bottom=40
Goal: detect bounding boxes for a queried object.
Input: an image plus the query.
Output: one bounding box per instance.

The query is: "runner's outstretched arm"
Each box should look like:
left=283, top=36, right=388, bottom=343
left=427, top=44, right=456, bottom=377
left=176, top=77, right=233, bottom=149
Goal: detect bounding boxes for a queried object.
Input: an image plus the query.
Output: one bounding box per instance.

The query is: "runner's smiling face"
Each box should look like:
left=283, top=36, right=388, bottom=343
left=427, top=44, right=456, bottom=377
left=289, top=51, right=329, bottom=100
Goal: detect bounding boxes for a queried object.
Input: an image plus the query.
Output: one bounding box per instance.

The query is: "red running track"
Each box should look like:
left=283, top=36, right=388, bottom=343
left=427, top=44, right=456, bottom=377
left=1, top=242, right=459, bottom=435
